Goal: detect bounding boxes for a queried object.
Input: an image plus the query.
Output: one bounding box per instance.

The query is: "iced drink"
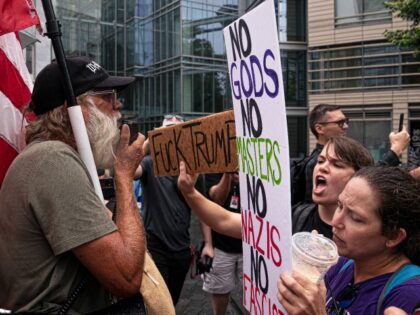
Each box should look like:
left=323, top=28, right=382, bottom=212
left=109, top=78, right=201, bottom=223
left=292, top=232, right=338, bottom=283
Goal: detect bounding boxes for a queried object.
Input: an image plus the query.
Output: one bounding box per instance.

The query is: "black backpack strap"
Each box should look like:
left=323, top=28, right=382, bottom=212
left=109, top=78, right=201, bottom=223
left=292, top=202, right=317, bottom=234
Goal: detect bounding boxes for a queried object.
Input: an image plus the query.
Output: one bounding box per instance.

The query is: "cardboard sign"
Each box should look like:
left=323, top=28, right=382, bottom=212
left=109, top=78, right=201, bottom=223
left=148, top=110, right=237, bottom=176
left=223, top=1, right=292, bottom=314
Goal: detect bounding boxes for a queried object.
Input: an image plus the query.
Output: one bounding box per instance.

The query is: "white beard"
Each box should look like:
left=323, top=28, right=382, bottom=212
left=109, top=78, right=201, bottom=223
left=85, top=105, right=120, bottom=169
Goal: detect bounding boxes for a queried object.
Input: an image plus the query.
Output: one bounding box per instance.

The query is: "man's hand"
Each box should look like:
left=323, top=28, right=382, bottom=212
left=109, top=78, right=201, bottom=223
left=389, top=126, right=410, bottom=156
left=410, top=166, right=420, bottom=179
left=114, top=124, right=145, bottom=178
left=201, top=242, right=214, bottom=258
left=277, top=271, right=327, bottom=315
left=177, top=161, right=199, bottom=196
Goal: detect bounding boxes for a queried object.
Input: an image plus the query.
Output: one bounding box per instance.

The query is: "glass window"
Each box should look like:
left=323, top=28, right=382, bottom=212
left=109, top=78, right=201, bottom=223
left=287, top=116, right=307, bottom=159
left=278, top=0, right=306, bottom=42
left=408, top=106, right=420, bottom=167
left=335, top=0, right=390, bottom=26
left=402, top=75, right=420, bottom=85
left=281, top=50, right=307, bottom=107
left=344, top=109, right=391, bottom=161
left=309, top=42, right=418, bottom=92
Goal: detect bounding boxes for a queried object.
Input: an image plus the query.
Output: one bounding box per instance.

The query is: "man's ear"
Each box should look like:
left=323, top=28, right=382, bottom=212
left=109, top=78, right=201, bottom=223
left=314, top=123, right=324, bottom=136
left=385, top=228, right=407, bottom=248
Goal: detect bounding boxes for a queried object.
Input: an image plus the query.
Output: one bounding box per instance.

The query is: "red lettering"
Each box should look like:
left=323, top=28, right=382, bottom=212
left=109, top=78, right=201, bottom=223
left=270, top=225, right=282, bottom=267
left=248, top=211, right=256, bottom=248
left=243, top=273, right=251, bottom=307
left=242, top=210, right=249, bottom=243
left=266, top=220, right=271, bottom=260
left=250, top=276, right=257, bottom=314
left=255, top=215, right=265, bottom=255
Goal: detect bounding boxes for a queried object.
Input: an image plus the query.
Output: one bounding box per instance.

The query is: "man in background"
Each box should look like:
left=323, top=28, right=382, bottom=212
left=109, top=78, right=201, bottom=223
left=135, top=114, right=208, bottom=305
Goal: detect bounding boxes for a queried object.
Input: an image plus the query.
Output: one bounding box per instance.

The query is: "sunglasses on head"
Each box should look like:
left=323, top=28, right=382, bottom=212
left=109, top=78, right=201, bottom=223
left=85, top=89, right=118, bottom=109
left=164, top=114, right=183, bottom=121
left=327, top=282, right=359, bottom=315
left=318, top=118, right=349, bottom=128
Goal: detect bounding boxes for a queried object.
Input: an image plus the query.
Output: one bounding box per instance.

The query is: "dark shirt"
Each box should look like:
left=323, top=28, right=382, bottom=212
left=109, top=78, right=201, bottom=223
left=292, top=202, right=333, bottom=239
left=205, top=173, right=242, bottom=253
left=140, top=155, right=206, bottom=251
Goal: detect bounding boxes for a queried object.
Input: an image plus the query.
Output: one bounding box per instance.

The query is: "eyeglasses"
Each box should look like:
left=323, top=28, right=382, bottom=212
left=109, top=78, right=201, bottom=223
left=327, top=282, right=359, bottom=315
left=85, top=89, right=118, bottom=109
left=318, top=118, right=349, bottom=128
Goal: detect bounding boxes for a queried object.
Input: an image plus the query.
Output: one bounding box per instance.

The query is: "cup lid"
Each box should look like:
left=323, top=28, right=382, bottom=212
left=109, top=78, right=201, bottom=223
left=292, top=232, right=338, bottom=265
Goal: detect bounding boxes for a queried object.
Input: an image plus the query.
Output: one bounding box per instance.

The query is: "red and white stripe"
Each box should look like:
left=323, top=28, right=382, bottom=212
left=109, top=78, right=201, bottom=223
left=0, top=32, right=33, bottom=186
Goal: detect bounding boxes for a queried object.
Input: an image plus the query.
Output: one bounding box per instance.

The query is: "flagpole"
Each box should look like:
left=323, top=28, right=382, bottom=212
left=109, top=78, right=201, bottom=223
left=40, top=0, right=104, bottom=201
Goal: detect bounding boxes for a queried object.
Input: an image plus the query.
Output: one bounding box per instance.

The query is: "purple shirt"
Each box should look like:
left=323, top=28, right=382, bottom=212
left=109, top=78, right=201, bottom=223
left=325, top=257, right=420, bottom=314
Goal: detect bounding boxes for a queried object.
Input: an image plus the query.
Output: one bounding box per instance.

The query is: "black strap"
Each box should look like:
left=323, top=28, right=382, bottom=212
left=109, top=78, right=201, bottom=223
left=57, top=277, right=87, bottom=315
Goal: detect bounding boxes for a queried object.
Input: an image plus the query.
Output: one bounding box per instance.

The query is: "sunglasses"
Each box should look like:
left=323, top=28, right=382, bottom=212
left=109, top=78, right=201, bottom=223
left=164, top=114, right=183, bottom=121
left=327, top=282, right=359, bottom=315
left=318, top=118, right=349, bottom=128
left=85, top=89, right=118, bottom=109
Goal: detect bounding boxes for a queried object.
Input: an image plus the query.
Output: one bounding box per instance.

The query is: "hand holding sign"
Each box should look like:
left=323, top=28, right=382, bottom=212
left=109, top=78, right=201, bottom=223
left=177, top=161, right=199, bottom=197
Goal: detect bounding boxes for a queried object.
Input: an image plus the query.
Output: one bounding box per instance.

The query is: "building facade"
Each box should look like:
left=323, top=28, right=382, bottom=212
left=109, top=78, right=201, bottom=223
left=30, top=0, right=307, bottom=158
left=308, top=0, right=420, bottom=163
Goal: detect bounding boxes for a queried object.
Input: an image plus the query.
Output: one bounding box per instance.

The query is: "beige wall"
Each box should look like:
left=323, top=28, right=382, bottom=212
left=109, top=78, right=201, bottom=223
left=308, top=0, right=410, bottom=47
left=307, top=89, right=420, bottom=161
left=306, top=0, right=419, bottom=163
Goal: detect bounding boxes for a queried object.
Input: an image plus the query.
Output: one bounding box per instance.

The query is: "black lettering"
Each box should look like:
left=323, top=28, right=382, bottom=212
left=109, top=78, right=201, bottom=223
left=246, top=175, right=267, bottom=218
left=250, top=247, right=269, bottom=294
left=194, top=131, right=210, bottom=167
left=239, top=19, right=252, bottom=58
left=173, top=128, right=191, bottom=170
left=151, top=132, right=163, bottom=174
left=183, top=122, right=201, bottom=170
left=240, top=98, right=262, bottom=138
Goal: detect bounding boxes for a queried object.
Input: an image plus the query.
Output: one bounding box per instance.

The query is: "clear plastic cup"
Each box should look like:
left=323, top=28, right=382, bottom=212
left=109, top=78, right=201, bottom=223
left=292, top=232, right=338, bottom=283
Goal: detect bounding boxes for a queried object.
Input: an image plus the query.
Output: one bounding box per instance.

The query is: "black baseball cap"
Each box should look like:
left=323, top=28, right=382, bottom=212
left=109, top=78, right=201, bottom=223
left=31, top=56, right=135, bottom=115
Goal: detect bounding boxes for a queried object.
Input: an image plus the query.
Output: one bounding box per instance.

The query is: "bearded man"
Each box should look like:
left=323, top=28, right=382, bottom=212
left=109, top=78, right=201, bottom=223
left=0, top=57, right=146, bottom=313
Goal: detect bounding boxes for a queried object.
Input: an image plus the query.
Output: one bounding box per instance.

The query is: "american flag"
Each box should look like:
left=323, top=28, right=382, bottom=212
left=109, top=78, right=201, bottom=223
left=0, top=0, right=40, bottom=186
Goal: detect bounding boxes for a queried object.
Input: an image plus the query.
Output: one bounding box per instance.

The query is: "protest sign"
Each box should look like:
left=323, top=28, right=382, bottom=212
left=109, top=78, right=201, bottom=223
left=148, top=110, right=237, bottom=176
left=223, top=1, right=292, bottom=314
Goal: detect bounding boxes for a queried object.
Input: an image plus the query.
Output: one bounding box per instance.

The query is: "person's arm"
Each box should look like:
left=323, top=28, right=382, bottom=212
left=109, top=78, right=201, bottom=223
left=73, top=125, right=146, bottom=297
left=134, top=164, right=143, bottom=179
left=200, top=222, right=214, bottom=258
left=277, top=271, right=327, bottom=315
left=379, top=127, right=410, bottom=166
left=208, top=173, right=232, bottom=205
left=177, top=162, right=242, bottom=239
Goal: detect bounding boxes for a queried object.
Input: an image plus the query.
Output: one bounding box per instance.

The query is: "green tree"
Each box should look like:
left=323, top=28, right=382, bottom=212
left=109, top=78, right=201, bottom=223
left=384, top=0, right=420, bottom=53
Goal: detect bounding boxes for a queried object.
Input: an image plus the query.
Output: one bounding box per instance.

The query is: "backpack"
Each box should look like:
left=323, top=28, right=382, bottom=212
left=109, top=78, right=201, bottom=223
left=338, top=260, right=420, bottom=315
left=290, top=148, right=319, bottom=205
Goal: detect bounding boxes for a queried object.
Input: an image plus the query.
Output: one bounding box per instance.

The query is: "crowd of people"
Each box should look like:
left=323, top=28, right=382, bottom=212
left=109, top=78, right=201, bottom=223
left=0, top=56, right=419, bottom=314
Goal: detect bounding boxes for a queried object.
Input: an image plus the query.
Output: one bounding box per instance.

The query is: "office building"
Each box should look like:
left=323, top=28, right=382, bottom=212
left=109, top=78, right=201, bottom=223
left=308, top=0, right=420, bottom=162
left=26, top=0, right=308, bottom=158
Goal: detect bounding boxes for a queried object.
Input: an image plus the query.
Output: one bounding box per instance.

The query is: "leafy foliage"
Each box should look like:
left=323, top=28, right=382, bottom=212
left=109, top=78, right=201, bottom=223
left=384, top=0, right=420, bottom=53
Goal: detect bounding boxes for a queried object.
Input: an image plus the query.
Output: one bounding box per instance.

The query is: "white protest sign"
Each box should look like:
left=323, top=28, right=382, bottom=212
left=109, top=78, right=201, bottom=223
left=223, top=1, right=292, bottom=314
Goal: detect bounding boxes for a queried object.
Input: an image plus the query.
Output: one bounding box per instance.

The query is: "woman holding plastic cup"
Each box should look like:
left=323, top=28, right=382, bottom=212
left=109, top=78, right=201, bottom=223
left=277, top=166, right=420, bottom=314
